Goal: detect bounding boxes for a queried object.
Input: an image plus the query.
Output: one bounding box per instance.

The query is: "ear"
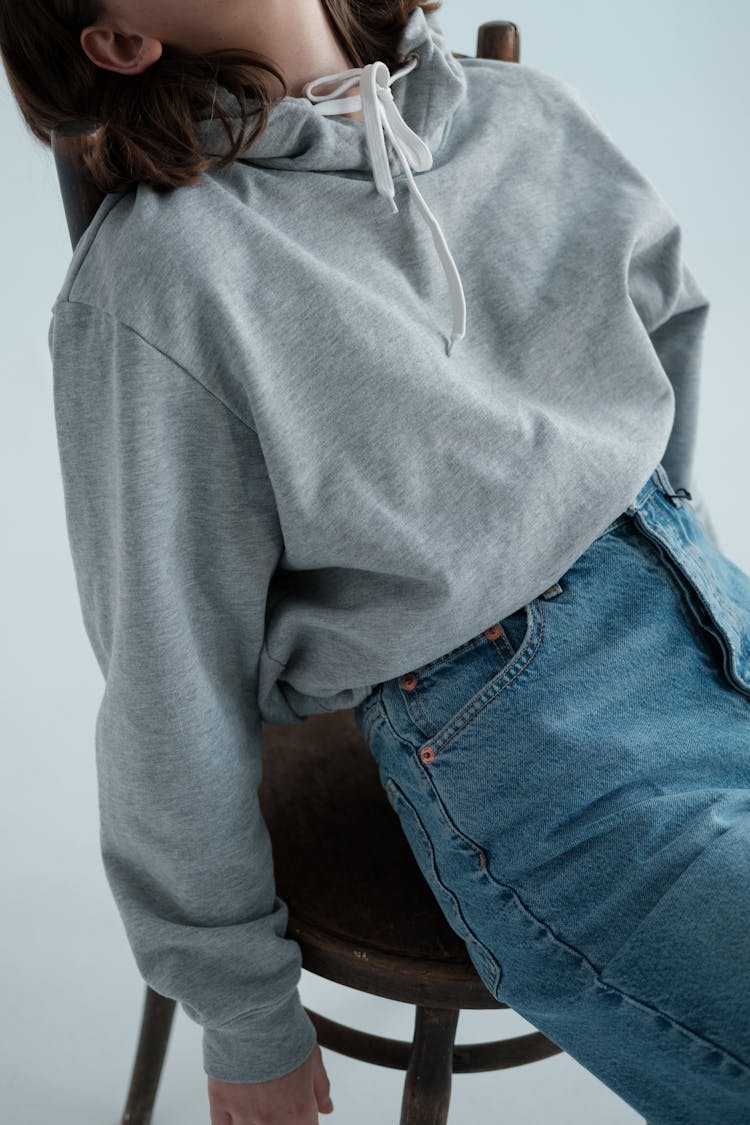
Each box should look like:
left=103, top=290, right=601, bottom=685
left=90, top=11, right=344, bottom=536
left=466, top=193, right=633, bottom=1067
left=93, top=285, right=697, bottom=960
left=79, top=23, right=163, bottom=76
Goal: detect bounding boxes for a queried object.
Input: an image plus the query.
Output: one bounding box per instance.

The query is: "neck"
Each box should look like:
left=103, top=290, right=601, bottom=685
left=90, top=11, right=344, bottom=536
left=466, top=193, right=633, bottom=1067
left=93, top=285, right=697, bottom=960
left=256, top=0, right=364, bottom=120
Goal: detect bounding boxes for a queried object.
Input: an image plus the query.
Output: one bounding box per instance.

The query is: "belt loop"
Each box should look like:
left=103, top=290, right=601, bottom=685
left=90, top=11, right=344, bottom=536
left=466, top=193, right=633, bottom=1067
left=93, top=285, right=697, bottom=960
left=653, top=463, right=694, bottom=508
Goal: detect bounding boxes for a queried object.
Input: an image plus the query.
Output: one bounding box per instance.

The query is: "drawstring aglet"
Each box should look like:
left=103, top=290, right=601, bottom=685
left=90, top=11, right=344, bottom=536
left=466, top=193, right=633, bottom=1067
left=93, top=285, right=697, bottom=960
left=446, top=331, right=463, bottom=357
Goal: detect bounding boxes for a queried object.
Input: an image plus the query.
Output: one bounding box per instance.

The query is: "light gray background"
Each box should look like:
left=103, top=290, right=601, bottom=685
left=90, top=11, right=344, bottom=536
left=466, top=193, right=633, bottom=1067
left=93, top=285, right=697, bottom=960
left=1, top=1, right=747, bottom=1122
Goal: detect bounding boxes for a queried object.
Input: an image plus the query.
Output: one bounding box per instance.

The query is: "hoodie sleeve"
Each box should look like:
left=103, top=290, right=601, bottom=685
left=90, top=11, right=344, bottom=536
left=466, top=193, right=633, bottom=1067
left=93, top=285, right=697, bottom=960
left=49, top=299, right=317, bottom=1084
left=627, top=220, right=721, bottom=548
left=549, top=77, right=717, bottom=544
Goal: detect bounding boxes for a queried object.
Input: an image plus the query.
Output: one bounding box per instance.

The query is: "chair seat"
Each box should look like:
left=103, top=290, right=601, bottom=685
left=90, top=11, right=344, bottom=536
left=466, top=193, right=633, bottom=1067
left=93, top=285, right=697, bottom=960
left=260, top=709, right=503, bottom=1009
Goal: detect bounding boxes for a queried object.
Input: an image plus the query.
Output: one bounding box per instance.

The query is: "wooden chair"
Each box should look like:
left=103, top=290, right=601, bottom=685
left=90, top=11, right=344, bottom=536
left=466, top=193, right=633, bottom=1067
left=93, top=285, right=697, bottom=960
left=52, top=19, right=649, bottom=1125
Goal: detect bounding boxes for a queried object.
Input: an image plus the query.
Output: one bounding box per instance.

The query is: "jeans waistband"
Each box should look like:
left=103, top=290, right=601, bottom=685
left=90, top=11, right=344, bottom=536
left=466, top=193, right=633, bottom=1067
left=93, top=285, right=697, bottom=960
left=628, top=462, right=692, bottom=515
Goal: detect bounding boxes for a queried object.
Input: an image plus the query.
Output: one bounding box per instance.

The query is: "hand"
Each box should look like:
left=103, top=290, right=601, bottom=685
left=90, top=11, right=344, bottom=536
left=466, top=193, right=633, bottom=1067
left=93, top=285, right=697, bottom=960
left=207, top=1040, right=334, bottom=1124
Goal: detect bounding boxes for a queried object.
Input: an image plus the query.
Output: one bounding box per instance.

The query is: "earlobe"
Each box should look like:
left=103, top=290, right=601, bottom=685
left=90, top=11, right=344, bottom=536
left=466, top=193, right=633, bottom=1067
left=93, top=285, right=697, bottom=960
left=79, top=26, right=163, bottom=76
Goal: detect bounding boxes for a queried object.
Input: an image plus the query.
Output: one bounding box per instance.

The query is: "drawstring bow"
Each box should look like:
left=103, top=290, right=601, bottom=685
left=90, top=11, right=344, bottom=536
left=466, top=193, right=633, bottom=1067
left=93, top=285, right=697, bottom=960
left=303, top=53, right=467, bottom=356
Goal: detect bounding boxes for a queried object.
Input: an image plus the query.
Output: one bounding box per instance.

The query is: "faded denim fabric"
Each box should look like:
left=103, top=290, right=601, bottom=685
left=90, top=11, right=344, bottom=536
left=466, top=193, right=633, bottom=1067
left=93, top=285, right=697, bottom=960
left=355, top=464, right=750, bottom=1124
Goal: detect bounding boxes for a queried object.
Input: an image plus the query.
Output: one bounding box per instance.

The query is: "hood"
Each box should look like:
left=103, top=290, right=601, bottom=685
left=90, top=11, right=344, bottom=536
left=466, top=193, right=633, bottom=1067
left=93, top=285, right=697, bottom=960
left=194, top=6, right=469, bottom=356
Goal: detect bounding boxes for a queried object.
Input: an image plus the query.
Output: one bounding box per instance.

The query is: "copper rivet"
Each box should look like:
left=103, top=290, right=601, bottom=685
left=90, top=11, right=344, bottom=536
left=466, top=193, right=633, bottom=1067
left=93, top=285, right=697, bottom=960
left=420, top=746, right=435, bottom=764
left=483, top=624, right=501, bottom=639
left=400, top=673, right=417, bottom=691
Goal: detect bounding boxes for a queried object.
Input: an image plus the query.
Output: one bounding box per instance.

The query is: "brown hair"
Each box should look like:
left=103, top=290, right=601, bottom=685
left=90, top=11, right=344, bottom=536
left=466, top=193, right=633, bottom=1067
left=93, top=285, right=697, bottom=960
left=0, top=0, right=442, bottom=195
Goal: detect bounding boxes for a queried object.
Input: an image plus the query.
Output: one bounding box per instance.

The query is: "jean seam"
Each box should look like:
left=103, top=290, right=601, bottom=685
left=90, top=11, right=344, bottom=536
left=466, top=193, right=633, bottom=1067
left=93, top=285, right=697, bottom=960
left=406, top=629, right=488, bottom=679
left=594, top=512, right=632, bottom=542
left=428, top=600, right=545, bottom=757
left=632, top=511, right=750, bottom=702
left=491, top=628, right=519, bottom=662
left=375, top=701, right=750, bottom=1075
left=406, top=627, right=528, bottom=741
left=410, top=679, right=440, bottom=740
left=359, top=696, right=384, bottom=723
left=635, top=531, right=721, bottom=652
left=628, top=478, right=659, bottom=512
left=648, top=501, right=740, bottom=627
left=378, top=695, right=423, bottom=753
left=408, top=761, right=750, bottom=1075
left=386, top=778, right=503, bottom=994
left=361, top=702, right=387, bottom=745
left=476, top=861, right=750, bottom=1076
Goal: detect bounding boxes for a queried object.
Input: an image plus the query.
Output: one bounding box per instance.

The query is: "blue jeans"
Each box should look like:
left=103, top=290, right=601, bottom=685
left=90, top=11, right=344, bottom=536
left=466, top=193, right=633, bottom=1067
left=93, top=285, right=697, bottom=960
left=353, top=462, right=750, bottom=1125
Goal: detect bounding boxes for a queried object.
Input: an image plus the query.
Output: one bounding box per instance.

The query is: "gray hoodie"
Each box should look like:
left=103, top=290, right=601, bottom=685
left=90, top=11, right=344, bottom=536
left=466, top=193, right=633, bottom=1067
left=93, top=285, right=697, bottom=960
left=48, top=4, right=714, bottom=1084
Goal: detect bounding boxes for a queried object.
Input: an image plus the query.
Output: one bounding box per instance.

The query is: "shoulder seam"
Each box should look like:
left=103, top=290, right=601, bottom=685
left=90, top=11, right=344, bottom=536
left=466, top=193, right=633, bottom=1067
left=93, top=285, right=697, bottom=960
left=58, top=191, right=130, bottom=301
left=54, top=298, right=259, bottom=436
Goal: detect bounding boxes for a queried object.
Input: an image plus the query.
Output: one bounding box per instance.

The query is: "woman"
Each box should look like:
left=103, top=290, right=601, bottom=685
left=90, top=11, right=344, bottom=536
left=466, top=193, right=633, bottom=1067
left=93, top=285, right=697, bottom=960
left=2, top=1, right=748, bottom=1122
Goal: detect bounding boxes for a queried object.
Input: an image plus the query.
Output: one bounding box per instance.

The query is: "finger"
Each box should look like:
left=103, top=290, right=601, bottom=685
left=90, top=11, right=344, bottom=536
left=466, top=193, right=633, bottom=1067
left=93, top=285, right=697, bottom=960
left=313, top=1055, right=334, bottom=1114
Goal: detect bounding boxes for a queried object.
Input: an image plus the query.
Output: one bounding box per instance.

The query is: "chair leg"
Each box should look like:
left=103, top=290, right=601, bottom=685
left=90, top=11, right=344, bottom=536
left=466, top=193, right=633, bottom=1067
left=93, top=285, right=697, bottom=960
left=400, top=1005, right=459, bottom=1125
left=120, top=985, right=176, bottom=1125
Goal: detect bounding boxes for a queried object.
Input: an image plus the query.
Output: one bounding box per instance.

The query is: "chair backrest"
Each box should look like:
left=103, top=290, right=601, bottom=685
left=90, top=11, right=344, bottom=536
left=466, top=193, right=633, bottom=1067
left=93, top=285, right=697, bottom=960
left=51, top=20, right=519, bottom=252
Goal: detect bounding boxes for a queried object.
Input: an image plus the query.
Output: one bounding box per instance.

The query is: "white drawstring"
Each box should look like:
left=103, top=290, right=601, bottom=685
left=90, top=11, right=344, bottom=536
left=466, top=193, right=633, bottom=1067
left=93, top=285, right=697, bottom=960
left=303, top=55, right=467, bottom=357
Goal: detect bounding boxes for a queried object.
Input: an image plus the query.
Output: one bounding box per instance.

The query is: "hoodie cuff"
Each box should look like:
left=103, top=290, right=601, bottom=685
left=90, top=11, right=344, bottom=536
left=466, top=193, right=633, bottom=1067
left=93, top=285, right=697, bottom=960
left=202, top=987, right=318, bottom=1084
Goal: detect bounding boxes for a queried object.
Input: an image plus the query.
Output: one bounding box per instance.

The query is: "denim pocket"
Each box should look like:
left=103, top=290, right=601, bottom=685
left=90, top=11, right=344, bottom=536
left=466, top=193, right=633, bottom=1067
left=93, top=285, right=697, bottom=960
left=397, top=587, right=560, bottom=751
